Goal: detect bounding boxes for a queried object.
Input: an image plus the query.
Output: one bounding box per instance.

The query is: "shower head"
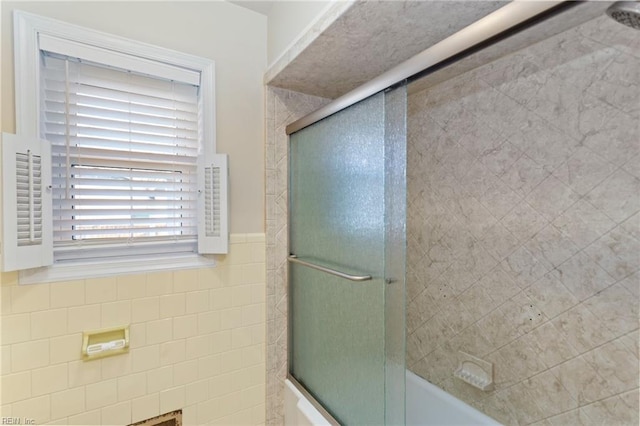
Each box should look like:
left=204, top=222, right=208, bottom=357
left=606, top=1, right=640, bottom=30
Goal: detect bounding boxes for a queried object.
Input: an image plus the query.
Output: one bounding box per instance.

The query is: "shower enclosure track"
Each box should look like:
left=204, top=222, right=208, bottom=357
left=285, top=0, right=580, bottom=135
left=284, top=1, right=613, bottom=424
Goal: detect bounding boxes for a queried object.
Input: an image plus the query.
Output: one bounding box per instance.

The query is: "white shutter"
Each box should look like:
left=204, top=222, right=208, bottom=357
left=2, top=132, right=53, bottom=271
left=198, top=153, right=228, bottom=254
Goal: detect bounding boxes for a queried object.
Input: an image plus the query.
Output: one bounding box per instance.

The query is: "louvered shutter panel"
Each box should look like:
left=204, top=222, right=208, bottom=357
left=2, top=132, right=53, bottom=271
left=198, top=153, right=228, bottom=254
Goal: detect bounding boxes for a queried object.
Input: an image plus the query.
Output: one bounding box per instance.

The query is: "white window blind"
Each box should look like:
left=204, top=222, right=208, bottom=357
left=41, top=53, right=201, bottom=261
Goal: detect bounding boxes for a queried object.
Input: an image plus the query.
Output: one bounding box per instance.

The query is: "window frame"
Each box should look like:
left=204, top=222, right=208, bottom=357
left=13, top=11, right=219, bottom=284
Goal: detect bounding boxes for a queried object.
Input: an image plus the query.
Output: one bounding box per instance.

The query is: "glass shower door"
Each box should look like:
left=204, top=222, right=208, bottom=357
left=289, top=87, right=406, bottom=425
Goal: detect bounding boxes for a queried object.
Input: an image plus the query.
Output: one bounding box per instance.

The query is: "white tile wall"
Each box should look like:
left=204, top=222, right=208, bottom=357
left=0, top=234, right=266, bottom=425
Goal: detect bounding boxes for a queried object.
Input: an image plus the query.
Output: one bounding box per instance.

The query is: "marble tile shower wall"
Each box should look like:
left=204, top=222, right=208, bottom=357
left=406, top=15, right=639, bottom=426
left=265, top=87, right=329, bottom=425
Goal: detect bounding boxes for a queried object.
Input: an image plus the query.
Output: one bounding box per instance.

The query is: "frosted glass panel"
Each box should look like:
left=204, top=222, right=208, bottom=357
left=289, top=87, right=406, bottom=425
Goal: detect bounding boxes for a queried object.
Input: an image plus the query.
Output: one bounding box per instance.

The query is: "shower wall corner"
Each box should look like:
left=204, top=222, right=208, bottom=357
left=264, top=85, right=331, bottom=426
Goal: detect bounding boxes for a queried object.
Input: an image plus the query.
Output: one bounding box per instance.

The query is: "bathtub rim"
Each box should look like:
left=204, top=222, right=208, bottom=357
left=406, top=369, right=501, bottom=425
left=286, top=369, right=502, bottom=426
left=286, top=373, right=340, bottom=426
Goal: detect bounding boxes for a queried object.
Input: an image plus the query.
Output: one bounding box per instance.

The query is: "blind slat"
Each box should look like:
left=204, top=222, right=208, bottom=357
left=51, top=145, right=197, bottom=167
left=52, top=188, right=196, bottom=198
left=44, top=105, right=198, bottom=130
left=44, top=97, right=197, bottom=122
left=52, top=177, right=197, bottom=191
left=43, top=83, right=198, bottom=113
left=42, top=67, right=199, bottom=103
left=52, top=199, right=198, bottom=209
left=53, top=208, right=191, bottom=220
left=44, top=128, right=197, bottom=152
left=54, top=225, right=197, bottom=239
left=55, top=217, right=197, bottom=227
left=51, top=166, right=193, bottom=181
left=44, top=112, right=198, bottom=139
left=46, top=133, right=198, bottom=157
left=47, top=132, right=198, bottom=151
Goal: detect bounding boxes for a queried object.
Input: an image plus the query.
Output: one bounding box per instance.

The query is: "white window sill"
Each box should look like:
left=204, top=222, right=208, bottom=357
left=19, top=252, right=216, bottom=285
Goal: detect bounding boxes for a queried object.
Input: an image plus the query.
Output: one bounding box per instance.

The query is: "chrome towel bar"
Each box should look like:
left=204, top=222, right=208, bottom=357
left=288, top=255, right=372, bottom=282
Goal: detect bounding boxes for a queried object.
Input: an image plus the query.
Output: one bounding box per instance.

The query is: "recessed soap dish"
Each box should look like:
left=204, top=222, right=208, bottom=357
left=82, top=326, right=129, bottom=361
left=454, top=351, right=494, bottom=391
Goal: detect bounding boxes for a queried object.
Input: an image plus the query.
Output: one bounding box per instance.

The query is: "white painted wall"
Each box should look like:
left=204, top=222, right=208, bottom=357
left=0, top=5, right=268, bottom=423
left=267, top=0, right=331, bottom=65
left=1, top=1, right=267, bottom=233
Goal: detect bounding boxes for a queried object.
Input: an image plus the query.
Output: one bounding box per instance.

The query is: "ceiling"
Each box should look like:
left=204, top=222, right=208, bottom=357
left=229, top=0, right=275, bottom=16
left=266, top=0, right=508, bottom=99
left=265, top=1, right=610, bottom=100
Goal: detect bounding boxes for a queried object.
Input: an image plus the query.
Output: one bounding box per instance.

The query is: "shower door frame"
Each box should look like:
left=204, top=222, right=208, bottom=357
left=286, top=85, right=407, bottom=426
left=286, top=375, right=339, bottom=425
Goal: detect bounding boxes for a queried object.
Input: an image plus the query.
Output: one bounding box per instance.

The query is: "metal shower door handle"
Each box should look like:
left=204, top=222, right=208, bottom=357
left=288, top=255, right=372, bottom=282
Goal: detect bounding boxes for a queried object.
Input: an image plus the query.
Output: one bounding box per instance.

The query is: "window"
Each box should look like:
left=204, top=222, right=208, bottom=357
left=42, top=53, right=200, bottom=260
left=2, top=11, right=228, bottom=282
